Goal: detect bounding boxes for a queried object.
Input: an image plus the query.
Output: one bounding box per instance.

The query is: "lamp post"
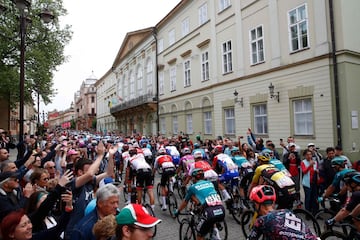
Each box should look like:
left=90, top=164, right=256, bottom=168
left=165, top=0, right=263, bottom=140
left=3, top=0, right=53, bottom=156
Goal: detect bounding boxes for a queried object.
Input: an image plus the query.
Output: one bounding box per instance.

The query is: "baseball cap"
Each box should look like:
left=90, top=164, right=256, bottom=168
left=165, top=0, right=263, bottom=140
left=99, top=177, right=114, bottom=188
left=307, top=143, right=315, bottom=147
left=67, top=149, right=78, bottom=157
left=0, top=171, right=19, bottom=183
left=116, top=204, right=161, bottom=228
left=289, top=143, right=296, bottom=147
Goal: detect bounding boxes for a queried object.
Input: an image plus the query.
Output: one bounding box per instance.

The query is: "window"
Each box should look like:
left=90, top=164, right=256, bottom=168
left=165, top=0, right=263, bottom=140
left=129, top=71, right=135, bottom=99
left=158, top=38, right=164, bottom=53
left=91, top=96, right=95, bottom=103
left=146, top=59, right=153, bottom=87
left=91, top=108, right=95, bottom=115
left=160, top=117, right=166, bottom=135
left=253, top=104, right=268, bottom=134
left=250, top=25, right=265, bottom=65
left=204, top=111, right=212, bottom=134
left=182, top=18, right=190, bottom=37
left=224, top=108, right=235, bottom=135
left=219, top=0, right=231, bottom=12
left=186, top=114, right=193, bottom=134
left=293, top=98, right=313, bottom=135
left=169, top=29, right=175, bottom=46
left=222, top=41, right=233, bottom=74
left=201, top=51, right=209, bottom=81
left=170, top=66, right=176, bottom=91
left=288, top=4, right=309, bottom=52
left=199, top=3, right=208, bottom=25
left=184, top=60, right=191, bottom=87
left=159, top=71, right=164, bottom=95
left=123, top=75, right=128, bottom=101
left=136, top=67, right=143, bottom=95
left=173, top=116, right=178, bottom=134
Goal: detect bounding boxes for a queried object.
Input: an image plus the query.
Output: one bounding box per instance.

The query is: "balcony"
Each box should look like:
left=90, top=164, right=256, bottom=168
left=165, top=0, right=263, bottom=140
left=110, top=93, right=157, bottom=115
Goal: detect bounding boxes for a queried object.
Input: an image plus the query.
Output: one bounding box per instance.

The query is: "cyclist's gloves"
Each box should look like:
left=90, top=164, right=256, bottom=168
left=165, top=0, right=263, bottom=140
left=317, top=197, right=323, bottom=203
left=173, top=209, right=179, bottom=217
left=325, top=218, right=335, bottom=226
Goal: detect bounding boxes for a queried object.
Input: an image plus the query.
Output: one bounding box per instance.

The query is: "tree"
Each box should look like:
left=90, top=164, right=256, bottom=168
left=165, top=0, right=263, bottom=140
left=0, top=0, right=72, bottom=108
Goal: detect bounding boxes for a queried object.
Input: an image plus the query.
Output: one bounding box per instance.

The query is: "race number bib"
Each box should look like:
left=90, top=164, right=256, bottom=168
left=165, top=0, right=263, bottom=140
left=205, top=194, right=222, bottom=206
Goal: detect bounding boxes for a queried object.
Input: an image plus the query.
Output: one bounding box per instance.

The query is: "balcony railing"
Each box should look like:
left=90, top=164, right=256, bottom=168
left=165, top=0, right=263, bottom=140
left=110, top=93, right=157, bottom=114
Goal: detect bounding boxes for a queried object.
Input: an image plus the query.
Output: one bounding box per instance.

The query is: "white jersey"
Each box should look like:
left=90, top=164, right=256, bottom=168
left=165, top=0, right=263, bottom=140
left=165, top=145, right=180, bottom=157
left=216, top=153, right=238, bottom=171
left=129, top=154, right=151, bottom=171
left=142, top=147, right=153, bottom=157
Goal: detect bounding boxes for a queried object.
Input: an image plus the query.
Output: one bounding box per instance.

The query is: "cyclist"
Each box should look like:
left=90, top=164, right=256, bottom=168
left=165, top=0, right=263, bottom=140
left=231, top=147, right=254, bottom=208
left=187, top=151, right=231, bottom=202
left=322, top=156, right=355, bottom=205
left=177, top=147, right=195, bottom=177
left=141, top=141, right=153, bottom=166
left=165, top=144, right=181, bottom=166
left=125, top=147, right=155, bottom=209
left=247, top=185, right=319, bottom=240
left=261, top=149, right=292, bottom=178
left=153, top=147, right=176, bottom=211
left=249, top=154, right=296, bottom=209
left=212, top=145, right=238, bottom=203
left=326, top=171, right=360, bottom=229
left=192, top=142, right=206, bottom=159
left=174, top=168, right=225, bottom=240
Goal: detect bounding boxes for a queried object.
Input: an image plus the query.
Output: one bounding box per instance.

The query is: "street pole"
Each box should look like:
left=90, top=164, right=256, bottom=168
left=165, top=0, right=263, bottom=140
left=18, top=7, right=26, bottom=156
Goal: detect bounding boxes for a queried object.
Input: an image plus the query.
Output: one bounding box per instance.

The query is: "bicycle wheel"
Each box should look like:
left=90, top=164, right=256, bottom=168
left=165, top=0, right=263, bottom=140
left=179, top=219, right=196, bottom=240
left=156, top=183, right=162, bottom=206
left=143, top=203, right=157, bottom=237
left=168, top=192, right=178, bottom=218
left=177, top=184, right=186, bottom=199
left=293, top=208, right=321, bottom=237
left=241, top=210, right=255, bottom=238
left=320, top=230, right=347, bottom=239
left=231, top=188, right=242, bottom=224
left=314, top=209, right=336, bottom=233
left=212, top=220, right=228, bottom=240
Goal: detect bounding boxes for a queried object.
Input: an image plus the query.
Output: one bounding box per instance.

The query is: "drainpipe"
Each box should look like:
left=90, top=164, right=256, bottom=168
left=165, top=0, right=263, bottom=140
left=152, top=27, right=160, bottom=136
left=329, top=0, right=341, bottom=146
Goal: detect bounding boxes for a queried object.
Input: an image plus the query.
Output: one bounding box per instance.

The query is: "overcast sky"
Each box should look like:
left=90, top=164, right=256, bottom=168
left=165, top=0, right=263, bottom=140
left=42, top=0, right=180, bottom=113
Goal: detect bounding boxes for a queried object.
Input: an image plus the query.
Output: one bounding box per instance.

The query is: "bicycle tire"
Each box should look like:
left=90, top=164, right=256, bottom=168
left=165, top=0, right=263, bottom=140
left=177, top=184, right=186, bottom=200
left=179, top=219, right=196, bottom=240
left=314, top=209, right=336, bottom=233
left=168, top=192, right=178, bottom=218
left=293, top=208, right=321, bottom=237
left=241, top=210, right=255, bottom=238
left=156, top=183, right=162, bottom=206
left=320, top=230, right=348, bottom=240
left=143, top=203, right=157, bottom=237
left=231, top=187, right=242, bottom=224
left=210, top=219, right=228, bottom=240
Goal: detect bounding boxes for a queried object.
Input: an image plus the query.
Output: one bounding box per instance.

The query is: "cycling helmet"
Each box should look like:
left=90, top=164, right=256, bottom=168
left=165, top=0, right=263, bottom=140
left=261, top=149, right=273, bottom=159
left=191, top=168, right=204, bottom=179
left=331, top=156, right=346, bottom=167
left=183, top=147, right=191, bottom=154
left=194, top=143, right=200, bottom=148
left=158, top=147, right=166, bottom=154
left=249, top=185, right=276, bottom=204
left=257, top=154, right=270, bottom=162
left=214, top=145, right=223, bottom=153
left=230, top=147, right=240, bottom=153
left=193, top=151, right=202, bottom=159
left=343, top=171, right=360, bottom=185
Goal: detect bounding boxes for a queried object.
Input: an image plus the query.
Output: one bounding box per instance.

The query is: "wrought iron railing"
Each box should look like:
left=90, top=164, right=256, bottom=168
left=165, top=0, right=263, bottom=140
left=110, top=93, right=157, bottom=114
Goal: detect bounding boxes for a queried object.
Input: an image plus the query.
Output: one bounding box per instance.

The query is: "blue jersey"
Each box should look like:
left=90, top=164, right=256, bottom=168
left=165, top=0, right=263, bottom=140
left=331, top=168, right=354, bottom=188
left=185, top=180, right=222, bottom=206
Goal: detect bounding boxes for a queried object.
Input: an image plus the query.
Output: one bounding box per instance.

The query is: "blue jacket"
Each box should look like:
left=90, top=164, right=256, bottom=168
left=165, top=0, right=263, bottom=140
left=71, top=207, right=99, bottom=240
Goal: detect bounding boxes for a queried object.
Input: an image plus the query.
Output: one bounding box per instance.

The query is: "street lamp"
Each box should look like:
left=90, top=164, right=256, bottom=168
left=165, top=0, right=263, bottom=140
left=4, top=0, right=53, bottom=150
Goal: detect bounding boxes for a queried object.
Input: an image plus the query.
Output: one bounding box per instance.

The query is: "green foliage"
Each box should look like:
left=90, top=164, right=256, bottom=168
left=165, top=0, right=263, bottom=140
left=0, top=0, right=72, bottom=108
